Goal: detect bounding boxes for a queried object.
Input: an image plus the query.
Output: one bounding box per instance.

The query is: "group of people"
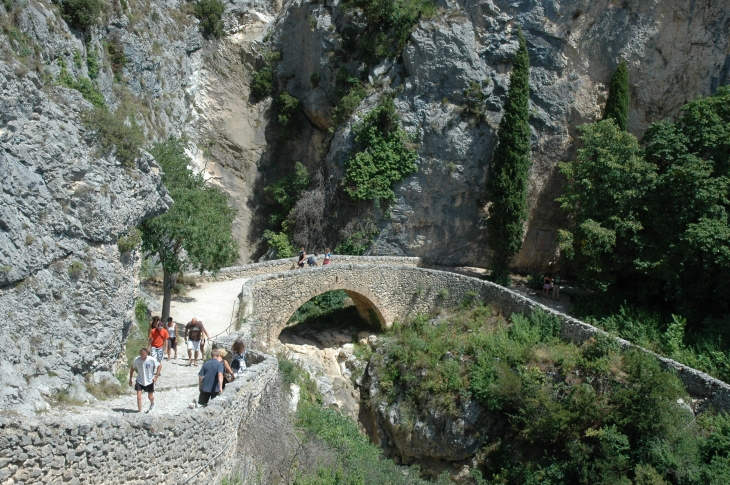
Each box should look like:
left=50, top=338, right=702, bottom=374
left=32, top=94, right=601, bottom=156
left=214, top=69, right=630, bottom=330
left=296, top=247, right=332, bottom=269
left=542, top=271, right=562, bottom=300
left=128, top=314, right=248, bottom=413
left=142, top=316, right=211, bottom=366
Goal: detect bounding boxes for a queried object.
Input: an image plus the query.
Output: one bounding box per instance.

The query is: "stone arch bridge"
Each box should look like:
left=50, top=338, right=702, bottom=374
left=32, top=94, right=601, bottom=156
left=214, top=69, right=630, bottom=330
left=219, top=256, right=730, bottom=412
left=238, top=260, right=491, bottom=343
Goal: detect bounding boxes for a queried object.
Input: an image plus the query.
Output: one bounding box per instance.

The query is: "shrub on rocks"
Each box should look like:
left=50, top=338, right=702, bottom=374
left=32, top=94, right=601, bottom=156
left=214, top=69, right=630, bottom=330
left=59, top=0, right=104, bottom=31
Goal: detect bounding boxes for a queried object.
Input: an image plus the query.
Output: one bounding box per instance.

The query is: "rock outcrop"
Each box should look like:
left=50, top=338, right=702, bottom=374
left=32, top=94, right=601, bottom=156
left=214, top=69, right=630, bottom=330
left=202, top=0, right=730, bottom=270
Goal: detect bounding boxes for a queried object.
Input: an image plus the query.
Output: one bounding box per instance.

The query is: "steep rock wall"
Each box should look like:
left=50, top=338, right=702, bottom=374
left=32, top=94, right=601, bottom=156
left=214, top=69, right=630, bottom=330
left=221, top=0, right=730, bottom=269
left=0, top=0, right=223, bottom=412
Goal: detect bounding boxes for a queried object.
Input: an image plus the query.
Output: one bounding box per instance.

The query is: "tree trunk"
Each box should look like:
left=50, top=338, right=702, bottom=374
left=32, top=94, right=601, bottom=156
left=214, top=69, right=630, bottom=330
left=162, top=268, right=173, bottom=323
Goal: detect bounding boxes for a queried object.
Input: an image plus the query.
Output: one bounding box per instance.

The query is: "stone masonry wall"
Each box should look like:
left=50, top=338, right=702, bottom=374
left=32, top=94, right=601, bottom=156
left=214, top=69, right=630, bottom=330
left=186, top=255, right=421, bottom=283
left=0, top=351, right=278, bottom=485
left=242, top=265, right=730, bottom=412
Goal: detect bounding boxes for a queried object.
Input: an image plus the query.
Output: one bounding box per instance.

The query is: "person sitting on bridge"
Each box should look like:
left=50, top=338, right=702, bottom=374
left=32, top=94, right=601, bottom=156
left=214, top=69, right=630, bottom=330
left=297, top=247, right=306, bottom=269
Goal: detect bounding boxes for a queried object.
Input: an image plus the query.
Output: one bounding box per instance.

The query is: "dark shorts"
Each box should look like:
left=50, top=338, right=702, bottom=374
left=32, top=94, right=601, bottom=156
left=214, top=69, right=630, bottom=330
left=168, top=337, right=177, bottom=350
left=198, top=391, right=219, bottom=406
left=135, top=382, right=155, bottom=393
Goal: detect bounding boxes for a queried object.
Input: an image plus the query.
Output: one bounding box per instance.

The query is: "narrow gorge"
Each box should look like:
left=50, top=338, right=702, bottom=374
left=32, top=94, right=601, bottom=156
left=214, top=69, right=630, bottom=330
left=1, top=0, right=729, bottom=482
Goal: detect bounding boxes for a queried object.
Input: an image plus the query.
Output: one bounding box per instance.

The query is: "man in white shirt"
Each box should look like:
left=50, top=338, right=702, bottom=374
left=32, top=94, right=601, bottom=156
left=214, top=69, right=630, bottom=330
left=128, top=348, right=161, bottom=413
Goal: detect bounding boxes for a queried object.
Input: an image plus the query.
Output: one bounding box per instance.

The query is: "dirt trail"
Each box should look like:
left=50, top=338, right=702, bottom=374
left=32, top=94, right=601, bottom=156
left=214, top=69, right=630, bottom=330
left=167, top=277, right=249, bottom=339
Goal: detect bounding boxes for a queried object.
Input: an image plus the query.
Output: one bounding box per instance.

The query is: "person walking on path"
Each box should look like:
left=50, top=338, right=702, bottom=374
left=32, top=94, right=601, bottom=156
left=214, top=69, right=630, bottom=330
left=307, top=253, right=318, bottom=267
left=297, top=247, right=307, bottom=269
left=552, top=271, right=562, bottom=301
left=198, top=349, right=224, bottom=406
left=217, top=348, right=236, bottom=390
left=128, top=348, right=161, bottom=413
left=184, top=318, right=209, bottom=366
left=165, top=317, right=178, bottom=360
left=322, top=248, right=331, bottom=265
left=148, top=318, right=169, bottom=364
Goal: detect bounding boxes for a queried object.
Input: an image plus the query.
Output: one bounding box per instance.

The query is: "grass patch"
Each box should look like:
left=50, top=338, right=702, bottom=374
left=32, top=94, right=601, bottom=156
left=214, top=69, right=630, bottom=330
left=81, top=105, right=144, bottom=167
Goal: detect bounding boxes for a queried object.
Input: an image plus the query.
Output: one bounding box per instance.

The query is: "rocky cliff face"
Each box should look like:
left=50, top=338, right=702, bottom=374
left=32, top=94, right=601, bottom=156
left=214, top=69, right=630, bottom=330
left=0, top=0, right=206, bottom=413
left=196, top=0, right=730, bottom=269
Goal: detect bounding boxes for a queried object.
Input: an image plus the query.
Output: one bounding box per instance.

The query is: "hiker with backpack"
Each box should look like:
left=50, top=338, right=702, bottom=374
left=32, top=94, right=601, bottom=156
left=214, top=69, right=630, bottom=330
left=307, top=253, right=317, bottom=267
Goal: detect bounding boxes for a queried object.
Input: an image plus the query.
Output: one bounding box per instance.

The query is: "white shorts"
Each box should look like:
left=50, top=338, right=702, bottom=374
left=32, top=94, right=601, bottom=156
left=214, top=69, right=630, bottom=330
left=187, top=340, right=201, bottom=352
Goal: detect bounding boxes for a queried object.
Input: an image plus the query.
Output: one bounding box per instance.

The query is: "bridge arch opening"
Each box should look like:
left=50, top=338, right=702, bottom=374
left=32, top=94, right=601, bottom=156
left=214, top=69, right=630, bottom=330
left=277, top=289, right=386, bottom=345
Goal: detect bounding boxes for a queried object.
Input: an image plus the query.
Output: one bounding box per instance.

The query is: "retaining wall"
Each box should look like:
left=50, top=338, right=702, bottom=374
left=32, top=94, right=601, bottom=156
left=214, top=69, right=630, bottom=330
left=0, top=352, right=278, bottom=485
left=241, top=265, right=730, bottom=412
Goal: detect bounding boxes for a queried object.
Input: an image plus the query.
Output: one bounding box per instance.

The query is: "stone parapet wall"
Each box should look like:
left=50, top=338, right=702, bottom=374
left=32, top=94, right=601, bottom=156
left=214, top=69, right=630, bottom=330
left=185, top=256, right=421, bottom=283
left=242, top=265, right=730, bottom=412
left=0, top=352, right=278, bottom=485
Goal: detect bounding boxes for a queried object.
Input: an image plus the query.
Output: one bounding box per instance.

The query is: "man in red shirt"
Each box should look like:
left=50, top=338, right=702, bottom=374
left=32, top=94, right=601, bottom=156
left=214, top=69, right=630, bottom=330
left=148, top=319, right=169, bottom=364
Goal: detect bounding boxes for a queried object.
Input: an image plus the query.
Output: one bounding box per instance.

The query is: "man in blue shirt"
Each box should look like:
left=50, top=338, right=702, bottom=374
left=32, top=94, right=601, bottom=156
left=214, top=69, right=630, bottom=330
left=198, top=349, right=225, bottom=406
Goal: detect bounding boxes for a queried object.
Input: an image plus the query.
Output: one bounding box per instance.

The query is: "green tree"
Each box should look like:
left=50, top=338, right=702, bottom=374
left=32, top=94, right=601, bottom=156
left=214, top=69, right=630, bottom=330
left=486, top=30, right=531, bottom=286
left=343, top=0, right=434, bottom=65
left=638, top=86, right=730, bottom=313
left=343, top=97, right=417, bottom=202
left=558, top=87, right=730, bottom=318
left=603, top=62, right=629, bottom=131
left=59, top=0, right=104, bottom=31
left=193, top=0, right=225, bottom=38
left=140, top=138, right=238, bottom=321
left=557, top=120, right=655, bottom=291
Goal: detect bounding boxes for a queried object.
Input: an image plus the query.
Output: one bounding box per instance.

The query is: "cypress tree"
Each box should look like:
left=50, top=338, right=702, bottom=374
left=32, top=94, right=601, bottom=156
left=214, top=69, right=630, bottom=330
left=486, top=29, right=531, bottom=286
left=603, top=62, right=629, bottom=131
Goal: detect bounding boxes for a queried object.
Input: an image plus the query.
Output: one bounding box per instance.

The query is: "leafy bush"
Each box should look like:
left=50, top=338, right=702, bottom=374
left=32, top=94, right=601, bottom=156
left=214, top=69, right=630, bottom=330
left=334, top=230, right=376, bottom=255
left=59, top=0, right=104, bottom=31
left=86, top=47, right=99, bottom=79
left=67, top=261, right=84, bottom=279
left=342, top=0, right=435, bottom=65
left=192, top=0, right=224, bottom=38
left=370, top=307, right=730, bottom=484
left=309, top=71, right=321, bottom=87
left=343, top=98, right=417, bottom=202
left=59, top=68, right=105, bottom=107
left=251, top=66, right=273, bottom=100
left=117, top=228, right=141, bottom=253
left=263, top=229, right=295, bottom=258
left=105, top=34, right=128, bottom=79
left=526, top=271, right=544, bottom=290
left=275, top=92, right=299, bottom=127
left=463, top=80, right=488, bottom=117
left=81, top=106, right=144, bottom=167
left=332, top=69, right=367, bottom=125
